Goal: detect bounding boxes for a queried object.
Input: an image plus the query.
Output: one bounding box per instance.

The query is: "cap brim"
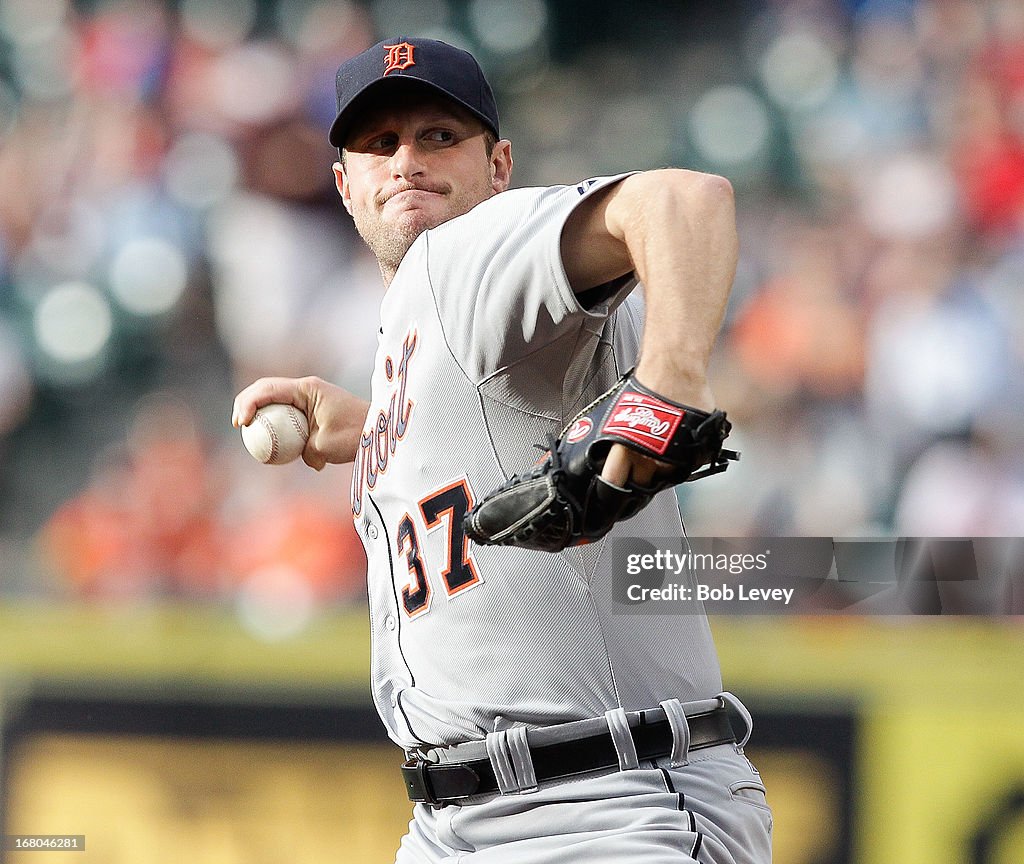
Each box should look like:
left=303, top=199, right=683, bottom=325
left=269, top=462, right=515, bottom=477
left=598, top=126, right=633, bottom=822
left=329, top=76, right=497, bottom=149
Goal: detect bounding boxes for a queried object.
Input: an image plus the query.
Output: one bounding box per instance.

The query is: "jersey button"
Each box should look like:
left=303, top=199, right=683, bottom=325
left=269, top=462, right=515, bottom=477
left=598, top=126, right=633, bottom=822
left=385, top=614, right=396, bottom=631
left=368, top=524, right=379, bottom=540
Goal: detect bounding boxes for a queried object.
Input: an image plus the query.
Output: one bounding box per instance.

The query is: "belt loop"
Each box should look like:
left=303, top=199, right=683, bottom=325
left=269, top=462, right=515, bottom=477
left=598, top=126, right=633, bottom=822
left=485, top=727, right=538, bottom=795
left=506, top=726, right=538, bottom=792
left=604, top=707, right=640, bottom=770
left=659, top=699, right=691, bottom=767
left=718, top=691, right=752, bottom=749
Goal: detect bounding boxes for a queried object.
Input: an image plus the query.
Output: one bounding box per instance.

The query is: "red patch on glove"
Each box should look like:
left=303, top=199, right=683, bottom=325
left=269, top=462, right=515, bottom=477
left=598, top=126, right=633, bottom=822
left=601, top=392, right=684, bottom=455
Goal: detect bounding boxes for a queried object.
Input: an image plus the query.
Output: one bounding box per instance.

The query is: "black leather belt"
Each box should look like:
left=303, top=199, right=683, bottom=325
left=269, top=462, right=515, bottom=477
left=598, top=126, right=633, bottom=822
left=402, top=705, right=735, bottom=806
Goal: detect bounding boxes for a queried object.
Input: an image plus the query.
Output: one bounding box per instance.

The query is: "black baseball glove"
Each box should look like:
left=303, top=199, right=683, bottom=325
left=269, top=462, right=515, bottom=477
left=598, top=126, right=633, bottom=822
left=463, top=371, right=739, bottom=552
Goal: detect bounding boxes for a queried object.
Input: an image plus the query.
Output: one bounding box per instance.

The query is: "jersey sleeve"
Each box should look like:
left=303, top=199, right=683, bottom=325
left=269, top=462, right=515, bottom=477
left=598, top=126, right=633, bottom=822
left=424, top=174, right=637, bottom=383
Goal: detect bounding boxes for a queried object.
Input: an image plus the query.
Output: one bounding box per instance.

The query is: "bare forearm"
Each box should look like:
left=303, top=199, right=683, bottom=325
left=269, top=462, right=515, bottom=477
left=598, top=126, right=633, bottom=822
left=608, top=170, right=738, bottom=408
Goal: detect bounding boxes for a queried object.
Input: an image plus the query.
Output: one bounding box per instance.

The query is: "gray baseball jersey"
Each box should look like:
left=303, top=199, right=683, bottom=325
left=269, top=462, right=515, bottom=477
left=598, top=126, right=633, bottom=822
left=351, top=174, right=723, bottom=751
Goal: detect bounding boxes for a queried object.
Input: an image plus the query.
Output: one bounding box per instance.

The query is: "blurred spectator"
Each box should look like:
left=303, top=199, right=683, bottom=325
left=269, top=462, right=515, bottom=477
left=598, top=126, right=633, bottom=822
left=895, top=438, right=1024, bottom=536
left=38, top=395, right=222, bottom=598
left=38, top=392, right=366, bottom=609
left=39, top=442, right=137, bottom=597
left=729, top=220, right=865, bottom=403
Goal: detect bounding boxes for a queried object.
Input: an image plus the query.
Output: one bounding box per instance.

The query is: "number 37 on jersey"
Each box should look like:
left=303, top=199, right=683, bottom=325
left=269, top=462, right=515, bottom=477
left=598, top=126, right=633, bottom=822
left=395, top=479, right=482, bottom=618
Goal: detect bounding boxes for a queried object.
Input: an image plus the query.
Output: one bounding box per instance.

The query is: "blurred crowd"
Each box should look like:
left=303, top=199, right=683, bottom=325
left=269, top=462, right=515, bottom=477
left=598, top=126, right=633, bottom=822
left=0, top=0, right=1022, bottom=616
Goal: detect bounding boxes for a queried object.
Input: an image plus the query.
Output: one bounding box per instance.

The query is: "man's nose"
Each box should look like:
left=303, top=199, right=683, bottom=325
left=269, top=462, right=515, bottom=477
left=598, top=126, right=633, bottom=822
left=390, top=139, right=425, bottom=180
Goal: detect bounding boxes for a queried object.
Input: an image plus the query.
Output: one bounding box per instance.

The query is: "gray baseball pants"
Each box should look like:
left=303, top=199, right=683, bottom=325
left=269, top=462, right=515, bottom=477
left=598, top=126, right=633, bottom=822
left=394, top=742, right=772, bottom=863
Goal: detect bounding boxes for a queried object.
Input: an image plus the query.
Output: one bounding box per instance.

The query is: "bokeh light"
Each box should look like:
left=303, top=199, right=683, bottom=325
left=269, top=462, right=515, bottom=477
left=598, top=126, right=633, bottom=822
left=468, top=0, right=547, bottom=54
left=108, top=237, right=188, bottom=318
left=689, top=85, right=771, bottom=169
left=235, top=564, right=316, bottom=642
left=32, top=282, right=113, bottom=381
left=163, top=131, right=241, bottom=210
left=759, top=28, right=840, bottom=112
left=859, top=153, right=957, bottom=238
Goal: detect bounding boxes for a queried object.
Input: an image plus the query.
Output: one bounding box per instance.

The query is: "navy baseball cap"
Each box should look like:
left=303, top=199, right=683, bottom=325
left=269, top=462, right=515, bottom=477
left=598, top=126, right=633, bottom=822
left=329, top=37, right=500, bottom=149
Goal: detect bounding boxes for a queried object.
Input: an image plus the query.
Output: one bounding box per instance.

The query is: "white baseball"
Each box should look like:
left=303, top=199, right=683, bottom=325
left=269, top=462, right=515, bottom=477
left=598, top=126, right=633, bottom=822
left=241, top=403, right=309, bottom=465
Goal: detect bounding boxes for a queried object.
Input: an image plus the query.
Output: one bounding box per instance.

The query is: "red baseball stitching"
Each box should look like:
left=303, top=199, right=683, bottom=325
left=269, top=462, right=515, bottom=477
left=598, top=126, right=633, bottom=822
left=287, top=407, right=306, bottom=451
left=258, top=412, right=279, bottom=463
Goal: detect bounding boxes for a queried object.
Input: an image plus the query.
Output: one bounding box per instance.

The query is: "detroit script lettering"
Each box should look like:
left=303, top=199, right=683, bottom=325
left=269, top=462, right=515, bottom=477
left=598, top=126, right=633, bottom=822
left=351, top=328, right=417, bottom=516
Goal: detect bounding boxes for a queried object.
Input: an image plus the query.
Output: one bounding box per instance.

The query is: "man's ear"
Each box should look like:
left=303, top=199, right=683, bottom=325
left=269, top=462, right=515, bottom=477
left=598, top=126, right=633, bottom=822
left=333, top=161, right=353, bottom=215
left=490, top=140, right=513, bottom=194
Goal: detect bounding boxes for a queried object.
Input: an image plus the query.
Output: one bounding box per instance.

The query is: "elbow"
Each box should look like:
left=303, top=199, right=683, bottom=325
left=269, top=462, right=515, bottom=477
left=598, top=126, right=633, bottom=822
left=664, top=168, right=734, bottom=217
left=623, top=168, right=735, bottom=222
left=701, top=172, right=735, bottom=211
left=694, top=170, right=734, bottom=197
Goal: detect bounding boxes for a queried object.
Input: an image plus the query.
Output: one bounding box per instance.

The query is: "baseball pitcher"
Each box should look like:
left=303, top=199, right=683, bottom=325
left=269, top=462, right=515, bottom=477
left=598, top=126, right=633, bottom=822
left=233, top=36, right=772, bottom=864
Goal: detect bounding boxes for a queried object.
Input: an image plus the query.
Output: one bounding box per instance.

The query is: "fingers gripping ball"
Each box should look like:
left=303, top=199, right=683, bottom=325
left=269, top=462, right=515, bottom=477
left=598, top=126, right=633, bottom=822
left=241, top=404, right=309, bottom=465
left=464, top=371, right=739, bottom=552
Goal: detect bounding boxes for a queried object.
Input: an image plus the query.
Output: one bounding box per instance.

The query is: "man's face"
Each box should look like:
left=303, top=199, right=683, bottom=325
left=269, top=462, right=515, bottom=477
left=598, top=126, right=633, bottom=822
left=335, top=92, right=512, bottom=277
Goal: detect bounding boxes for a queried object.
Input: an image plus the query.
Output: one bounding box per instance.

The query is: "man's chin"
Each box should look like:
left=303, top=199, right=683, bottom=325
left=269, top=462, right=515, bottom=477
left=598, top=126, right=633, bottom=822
left=389, top=205, right=448, bottom=235
left=358, top=220, right=431, bottom=273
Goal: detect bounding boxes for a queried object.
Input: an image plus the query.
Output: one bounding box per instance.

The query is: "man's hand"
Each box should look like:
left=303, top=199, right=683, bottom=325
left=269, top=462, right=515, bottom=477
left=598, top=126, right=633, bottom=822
left=232, top=376, right=369, bottom=470
left=601, top=368, right=715, bottom=487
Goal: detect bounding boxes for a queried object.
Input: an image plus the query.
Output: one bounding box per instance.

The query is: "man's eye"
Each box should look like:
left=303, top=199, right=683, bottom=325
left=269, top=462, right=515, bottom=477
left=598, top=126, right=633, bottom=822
left=366, top=134, right=397, bottom=150
left=424, top=129, right=455, bottom=143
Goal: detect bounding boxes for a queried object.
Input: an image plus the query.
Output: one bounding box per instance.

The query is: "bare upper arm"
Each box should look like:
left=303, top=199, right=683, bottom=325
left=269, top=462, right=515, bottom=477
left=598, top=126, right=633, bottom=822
left=559, top=178, right=635, bottom=294
left=559, top=169, right=734, bottom=295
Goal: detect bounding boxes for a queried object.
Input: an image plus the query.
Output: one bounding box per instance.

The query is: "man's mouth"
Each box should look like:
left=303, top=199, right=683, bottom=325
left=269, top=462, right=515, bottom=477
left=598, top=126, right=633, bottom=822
left=380, top=185, right=447, bottom=206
